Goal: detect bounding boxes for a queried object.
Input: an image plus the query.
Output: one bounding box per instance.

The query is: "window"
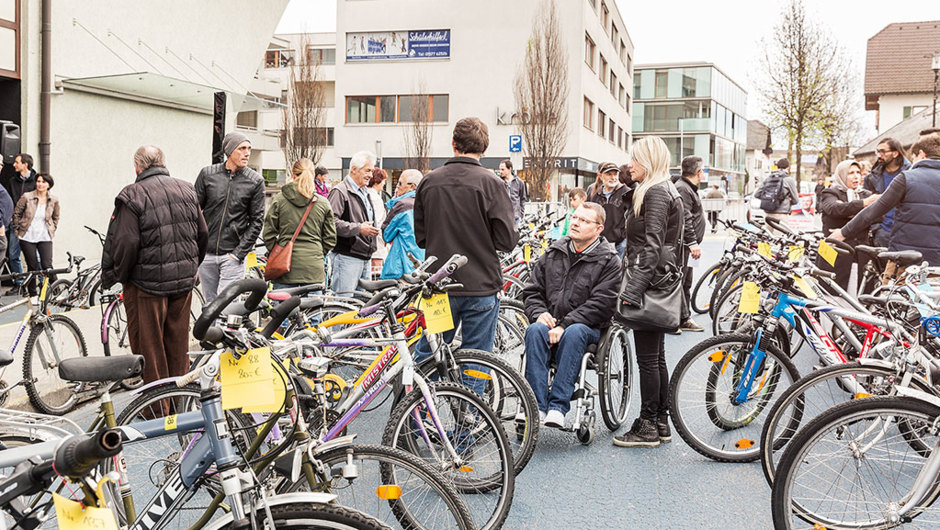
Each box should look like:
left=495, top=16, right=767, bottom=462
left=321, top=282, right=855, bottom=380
left=903, top=105, right=928, bottom=119
left=265, top=49, right=294, bottom=68
left=611, top=26, right=618, bottom=48
left=599, top=55, right=608, bottom=86
left=583, top=97, right=595, bottom=130
left=236, top=111, right=257, bottom=129
left=610, top=72, right=617, bottom=97
left=618, top=83, right=626, bottom=107
left=279, top=128, right=334, bottom=149
left=308, top=47, right=336, bottom=65
left=346, top=95, right=449, bottom=123
left=347, top=96, right=377, bottom=123
left=626, top=54, right=632, bottom=73
left=598, top=109, right=606, bottom=137
left=620, top=41, right=627, bottom=64
left=431, top=95, right=449, bottom=122
left=609, top=120, right=615, bottom=143
left=587, top=0, right=596, bottom=8
left=654, top=71, right=668, bottom=98
left=584, top=33, right=595, bottom=70
left=600, top=1, right=609, bottom=31
left=617, top=126, right=623, bottom=148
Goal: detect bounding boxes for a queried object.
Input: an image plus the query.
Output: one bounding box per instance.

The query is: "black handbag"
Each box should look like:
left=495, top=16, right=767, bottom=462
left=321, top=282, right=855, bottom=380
left=615, top=265, right=683, bottom=332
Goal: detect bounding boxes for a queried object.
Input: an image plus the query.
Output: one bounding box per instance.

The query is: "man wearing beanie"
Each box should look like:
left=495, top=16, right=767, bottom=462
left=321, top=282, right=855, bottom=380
left=194, top=131, right=265, bottom=301
left=757, top=157, right=799, bottom=230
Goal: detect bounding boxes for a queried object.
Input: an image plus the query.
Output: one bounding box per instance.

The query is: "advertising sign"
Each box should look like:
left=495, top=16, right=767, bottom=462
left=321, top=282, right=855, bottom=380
left=346, top=30, right=451, bottom=61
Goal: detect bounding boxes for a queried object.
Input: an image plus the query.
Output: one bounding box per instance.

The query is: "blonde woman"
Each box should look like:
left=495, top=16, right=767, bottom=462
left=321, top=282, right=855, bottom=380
left=262, top=158, right=337, bottom=289
left=613, top=136, right=685, bottom=449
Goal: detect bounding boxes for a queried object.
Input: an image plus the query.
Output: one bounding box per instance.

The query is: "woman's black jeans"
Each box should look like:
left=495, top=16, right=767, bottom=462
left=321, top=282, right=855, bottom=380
left=634, top=329, right=668, bottom=421
left=19, top=240, right=54, bottom=296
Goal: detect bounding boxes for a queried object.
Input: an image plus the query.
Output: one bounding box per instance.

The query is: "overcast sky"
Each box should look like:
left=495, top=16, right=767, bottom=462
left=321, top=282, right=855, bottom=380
left=276, top=0, right=940, bottom=144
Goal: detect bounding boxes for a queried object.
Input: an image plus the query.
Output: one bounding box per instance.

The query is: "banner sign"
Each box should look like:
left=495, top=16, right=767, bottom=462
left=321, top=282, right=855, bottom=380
left=346, top=30, right=450, bottom=61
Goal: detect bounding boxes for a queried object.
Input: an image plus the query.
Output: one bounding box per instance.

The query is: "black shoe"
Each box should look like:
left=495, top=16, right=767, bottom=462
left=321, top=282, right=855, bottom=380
left=666, top=328, right=682, bottom=335
left=657, top=419, right=672, bottom=443
left=613, top=418, right=660, bottom=448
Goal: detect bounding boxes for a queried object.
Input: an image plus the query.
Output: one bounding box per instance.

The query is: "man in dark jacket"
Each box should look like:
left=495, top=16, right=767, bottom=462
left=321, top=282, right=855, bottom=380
left=499, top=159, right=527, bottom=224
left=587, top=162, right=630, bottom=258
left=834, top=135, right=940, bottom=266
left=674, top=156, right=707, bottom=332
left=102, top=146, right=208, bottom=384
left=863, top=138, right=910, bottom=247
left=194, top=132, right=265, bottom=301
left=414, top=117, right=518, bottom=361
left=3, top=153, right=36, bottom=285
left=328, top=150, right=379, bottom=294
left=521, top=202, right=620, bottom=429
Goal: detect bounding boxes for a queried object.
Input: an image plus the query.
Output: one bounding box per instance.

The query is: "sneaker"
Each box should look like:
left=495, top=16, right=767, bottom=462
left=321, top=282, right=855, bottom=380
left=657, top=419, right=672, bottom=443
left=543, top=409, right=565, bottom=429
left=613, top=418, right=661, bottom=448
left=680, top=320, right=705, bottom=332
left=538, top=410, right=547, bottom=423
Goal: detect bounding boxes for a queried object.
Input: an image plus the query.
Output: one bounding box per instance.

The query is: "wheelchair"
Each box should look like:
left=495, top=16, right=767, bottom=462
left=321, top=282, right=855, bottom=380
left=518, top=322, right=635, bottom=445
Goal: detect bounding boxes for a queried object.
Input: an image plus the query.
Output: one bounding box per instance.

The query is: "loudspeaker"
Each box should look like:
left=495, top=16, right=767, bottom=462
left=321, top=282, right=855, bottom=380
left=0, top=121, right=20, bottom=164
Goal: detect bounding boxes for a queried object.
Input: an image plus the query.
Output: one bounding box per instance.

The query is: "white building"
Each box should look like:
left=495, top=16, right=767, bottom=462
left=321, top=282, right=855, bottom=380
left=255, top=0, right=634, bottom=200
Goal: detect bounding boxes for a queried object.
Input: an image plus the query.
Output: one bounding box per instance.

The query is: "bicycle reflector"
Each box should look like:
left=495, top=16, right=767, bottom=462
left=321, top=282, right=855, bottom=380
left=922, top=316, right=940, bottom=337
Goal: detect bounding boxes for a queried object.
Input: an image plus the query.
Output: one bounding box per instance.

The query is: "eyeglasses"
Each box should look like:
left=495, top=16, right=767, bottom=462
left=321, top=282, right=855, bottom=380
left=876, top=149, right=896, bottom=155
left=570, top=215, right=600, bottom=225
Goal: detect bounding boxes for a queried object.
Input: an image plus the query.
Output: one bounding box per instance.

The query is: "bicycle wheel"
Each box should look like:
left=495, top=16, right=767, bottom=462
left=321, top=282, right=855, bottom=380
left=23, top=315, right=89, bottom=415
left=771, top=396, right=940, bottom=529
left=500, top=275, right=524, bottom=300
left=382, top=381, right=514, bottom=530
left=691, top=262, right=723, bottom=314
left=282, top=444, right=473, bottom=530
left=216, top=501, right=391, bottom=530
left=708, top=268, right=741, bottom=319
left=597, top=325, right=633, bottom=431
left=711, top=283, right=753, bottom=336
left=492, top=313, right=525, bottom=373
left=45, top=279, right=73, bottom=313
left=189, top=286, right=206, bottom=338
left=668, top=333, right=799, bottom=462
left=416, top=348, right=539, bottom=476
left=101, top=299, right=143, bottom=390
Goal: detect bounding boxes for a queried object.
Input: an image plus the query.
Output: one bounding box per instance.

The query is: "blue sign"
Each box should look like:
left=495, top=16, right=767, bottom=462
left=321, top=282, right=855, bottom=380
left=509, top=135, right=522, bottom=153
left=346, top=30, right=451, bottom=61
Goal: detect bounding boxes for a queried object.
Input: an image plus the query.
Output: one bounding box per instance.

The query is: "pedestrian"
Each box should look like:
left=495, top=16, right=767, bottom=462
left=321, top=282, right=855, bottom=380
left=367, top=168, right=389, bottom=278
left=833, top=134, right=940, bottom=266
left=756, top=157, right=799, bottom=230
left=194, top=132, right=265, bottom=301
left=613, top=136, right=684, bottom=448
left=101, top=145, right=208, bottom=384
left=814, top=178, right=826, bottom=208
left=262, top=158, right=337, bottom=289
left=12, top=173, right=58, bottom=296
left=862, top=138, right=910, bottom=247
left=381, top=169, right=424, bottom=279
left=521, top=202, right=620, bottom=429
left=314, top=165, right=330, bottom=198
left=674, top=156, right=706, bottom=333
left=3, top=153, right=36, bottom=291
left=818, top=160, right=877, bottom=291
left=587, top=162, right=629, bottom=258
left=413, top=117, right=518, bottom=362
left=705, top=184, right=724, bottom=232
left=499, top=159, right=528, bottom=225
left=328, top=151, right=379, bottom=295
left=554, top=187, right=586, bottom=238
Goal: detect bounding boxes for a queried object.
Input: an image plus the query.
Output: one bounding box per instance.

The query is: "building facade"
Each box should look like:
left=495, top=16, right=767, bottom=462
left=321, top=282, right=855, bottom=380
left=632, top=62, right=748, bottom=193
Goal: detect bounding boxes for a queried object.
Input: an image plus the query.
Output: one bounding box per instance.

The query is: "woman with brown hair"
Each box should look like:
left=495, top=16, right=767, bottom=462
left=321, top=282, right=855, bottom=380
left=13, top=173, right=59, bottom=296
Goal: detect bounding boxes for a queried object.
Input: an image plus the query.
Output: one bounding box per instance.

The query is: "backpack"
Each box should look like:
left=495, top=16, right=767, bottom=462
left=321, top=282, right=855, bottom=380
left=759, top=173, right=787, bottom=212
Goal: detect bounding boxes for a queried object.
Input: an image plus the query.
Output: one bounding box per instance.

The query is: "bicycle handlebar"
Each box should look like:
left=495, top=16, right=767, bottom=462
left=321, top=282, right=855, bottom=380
left=53, top=429, right=123, bottom=479
left=192, top=278, right=268, bottom=340
left=427, top=254, right=468, bottom=285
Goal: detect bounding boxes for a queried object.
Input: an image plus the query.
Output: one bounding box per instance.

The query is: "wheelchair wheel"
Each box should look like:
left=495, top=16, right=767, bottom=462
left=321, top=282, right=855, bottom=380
left=596, top=324, right=633, bottom=431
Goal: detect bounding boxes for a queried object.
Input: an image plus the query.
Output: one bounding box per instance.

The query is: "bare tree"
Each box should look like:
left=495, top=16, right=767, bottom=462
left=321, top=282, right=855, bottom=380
left=813, top=60, right=865, bottom=173
left=513, top=0, right=569, bottom=201
left=402, top=80, right=432, bottom=174
left=282, top=34, right=327, bottom=166
left=756, top=0, right=840, bottom=185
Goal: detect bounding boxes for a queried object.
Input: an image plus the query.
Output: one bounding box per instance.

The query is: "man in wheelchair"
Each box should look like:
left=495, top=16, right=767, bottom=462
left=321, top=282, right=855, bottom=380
left=521, top=202, right=621, bottom=429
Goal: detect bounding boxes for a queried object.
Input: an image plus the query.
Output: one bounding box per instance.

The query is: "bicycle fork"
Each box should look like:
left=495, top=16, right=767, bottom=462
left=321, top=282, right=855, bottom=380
left=733, top=326, right=775, bottom=406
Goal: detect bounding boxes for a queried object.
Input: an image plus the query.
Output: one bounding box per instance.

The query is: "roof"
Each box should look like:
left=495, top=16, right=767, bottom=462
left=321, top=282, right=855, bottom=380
left=864, top=21, right=940, bottom=100
left=746, top=120, right=769, bottom=151
left=853, top=103, right=938, bottom=157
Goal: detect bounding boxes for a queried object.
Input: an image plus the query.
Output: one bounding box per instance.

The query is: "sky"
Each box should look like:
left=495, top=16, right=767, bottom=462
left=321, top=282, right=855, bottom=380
left=276, top=0, right=940, bottom=144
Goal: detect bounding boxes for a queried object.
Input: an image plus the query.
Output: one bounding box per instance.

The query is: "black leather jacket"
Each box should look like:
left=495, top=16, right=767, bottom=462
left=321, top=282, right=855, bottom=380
left=620, top=181, right=685, bottom=306
left=194, top=163, right=265, bottom=259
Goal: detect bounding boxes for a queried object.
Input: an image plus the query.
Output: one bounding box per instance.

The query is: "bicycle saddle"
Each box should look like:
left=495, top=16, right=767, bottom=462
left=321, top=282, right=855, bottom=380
left=299, top=297, right=325, bottom=310
left=0, top=349, right=12, bottom=367
left=878, top=250, right=923, bottom=267
left=358, top=278, right=398, bottom=292
left=72, top=255, right=86, bottom=267
left=854, top=245, right=886, bottom=260
left=58, top=355, right=144, bottom=383
left=268, top=283, right=325, bottom=302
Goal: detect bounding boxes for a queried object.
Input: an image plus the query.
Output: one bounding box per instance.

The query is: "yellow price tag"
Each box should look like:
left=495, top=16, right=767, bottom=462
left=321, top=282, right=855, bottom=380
left=541, top=240, right=549, bottom=250
left=164, top=414, right=178, bottom=431
left=788, top=245, right=805, bottom=262
left=793, top=275, right=817, bottom=299
left=421, top=293, right=454, bottom=334
left=53, top=493, right=119, bottom=530
left=39, top=278, right=48, bottom=301
left=818, top=240, right=838, bottom=266
left=523, top=244, right=532, bottom=263
left=242, top=360, right=289, bottom=413
left=528, top=223, right=535, bottom=229
left=245, top=252, right=258, bottom=270
left=220, top=347, right=274, bottom=411
left=758, top=242, right=772, bottom=258
left=738, top=281, right=761, bottom=314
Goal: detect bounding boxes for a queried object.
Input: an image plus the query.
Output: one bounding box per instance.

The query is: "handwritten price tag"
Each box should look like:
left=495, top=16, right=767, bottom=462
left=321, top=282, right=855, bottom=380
left=818, top=240, right=838, bottom=266
left=788, top=245, right=805, bottom=263
left=738, top=282, right=761, bottom=314
left=220, top=347, right=274, bottom=411
left=523, top=244, right=532, bottom=263
left=245, top=252, right=258, bottom=270
left=242, top=360, right=289, bottom=414
left=758, top=242, right=772, bottom=258
left=793, top=275, right=817, bottom=299
left=53, top=493, right=118, bottom=530
left=421, top=293, right=454, bottom=334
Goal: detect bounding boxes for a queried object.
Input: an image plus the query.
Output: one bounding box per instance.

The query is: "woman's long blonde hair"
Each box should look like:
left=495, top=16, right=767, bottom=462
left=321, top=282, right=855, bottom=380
left=292, top=158, right=316, bottom=200
left=631, top=136, right=672, bottom=215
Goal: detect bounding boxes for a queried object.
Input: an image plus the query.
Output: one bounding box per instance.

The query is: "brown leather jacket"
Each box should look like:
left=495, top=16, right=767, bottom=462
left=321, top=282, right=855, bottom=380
left=13, top=191, right=59, bottom=239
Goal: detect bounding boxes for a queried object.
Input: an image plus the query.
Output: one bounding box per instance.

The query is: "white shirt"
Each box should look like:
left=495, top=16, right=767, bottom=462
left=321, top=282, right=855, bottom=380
left=22, top=201, right=51, bottom=243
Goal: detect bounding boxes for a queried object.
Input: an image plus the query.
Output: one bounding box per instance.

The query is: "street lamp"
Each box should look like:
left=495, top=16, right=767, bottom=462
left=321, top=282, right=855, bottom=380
left=932, top=53, right=940, bottom=128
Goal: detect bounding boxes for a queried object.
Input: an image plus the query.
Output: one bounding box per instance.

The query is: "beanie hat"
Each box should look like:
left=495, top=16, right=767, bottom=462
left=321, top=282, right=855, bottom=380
left=776, top=157, right=790, bottom=170
left=222, top=132, right=251, bottom=158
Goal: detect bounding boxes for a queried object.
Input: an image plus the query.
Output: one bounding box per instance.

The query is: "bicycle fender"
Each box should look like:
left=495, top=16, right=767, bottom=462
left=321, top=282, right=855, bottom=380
left=894, top=385, right=940, bottom=409
left=201, top=492, right=338, bottom=530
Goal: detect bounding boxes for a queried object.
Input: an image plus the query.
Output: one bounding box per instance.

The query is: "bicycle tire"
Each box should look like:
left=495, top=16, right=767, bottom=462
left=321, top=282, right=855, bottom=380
left=87, top=278, right=102, bottom=308
left=771, top=396, right=940, bottom=529
left=282, top=443, right=474, bottom=530
left=597, top=325, right=634, bottom=431
left=381, top=381, right=514, bottom=530
left=668, top=333, right=799, bottom=463
left=100, top=298, right=143, bottom=390
left=691, top=262, right=723, bottom=314
left=45, top=279, right=73, bottom=313
left=416, top=348, right=539, bottom=476
left=23, top=315, right=89, bottom=415
left=709, top=267, right=741, bottom=319
left=216, top=501, right=392, bottom=530
left=500, top=275, right=524, bottom=300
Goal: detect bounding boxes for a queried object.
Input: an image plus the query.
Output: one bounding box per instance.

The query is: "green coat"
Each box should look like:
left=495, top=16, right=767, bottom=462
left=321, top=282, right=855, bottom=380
left=262, top=182, right=337, bottom=285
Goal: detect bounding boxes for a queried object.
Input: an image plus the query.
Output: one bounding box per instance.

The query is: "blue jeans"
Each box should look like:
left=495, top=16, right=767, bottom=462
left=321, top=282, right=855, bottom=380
left=615, top=239, right=626, bottom=260
left=330, top=253, right=370, bottom=296
left=524, top=322, right=600, bottom=415
left=6, top=225, right=22, bottom=281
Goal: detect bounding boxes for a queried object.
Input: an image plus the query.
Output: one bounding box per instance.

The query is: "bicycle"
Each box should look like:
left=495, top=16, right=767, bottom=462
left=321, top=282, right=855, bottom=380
left=46, top=226, right=109, bottom=312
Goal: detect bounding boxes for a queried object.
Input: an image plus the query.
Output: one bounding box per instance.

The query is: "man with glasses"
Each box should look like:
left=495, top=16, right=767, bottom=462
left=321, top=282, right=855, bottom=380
left=380, top=169, right=424, bottom=279
left=863, top=138, right=907, bottom=247
left=521, top=202, right=621, bottom=430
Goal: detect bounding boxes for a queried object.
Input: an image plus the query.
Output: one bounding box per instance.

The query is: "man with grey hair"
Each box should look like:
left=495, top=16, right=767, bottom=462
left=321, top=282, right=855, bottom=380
left=102, top=145, right=208, bottom=384
left=328, top=150, right=379, bottom=293
left=194, top=131, right=265, bottom=301
left=673, top=155, right=707, bottom=333
left=381, top=169, right=424, bottom=279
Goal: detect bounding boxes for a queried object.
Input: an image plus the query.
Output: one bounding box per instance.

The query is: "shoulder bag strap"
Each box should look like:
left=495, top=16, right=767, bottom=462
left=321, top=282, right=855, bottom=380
left=288, top=200, right=316, bottom=246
